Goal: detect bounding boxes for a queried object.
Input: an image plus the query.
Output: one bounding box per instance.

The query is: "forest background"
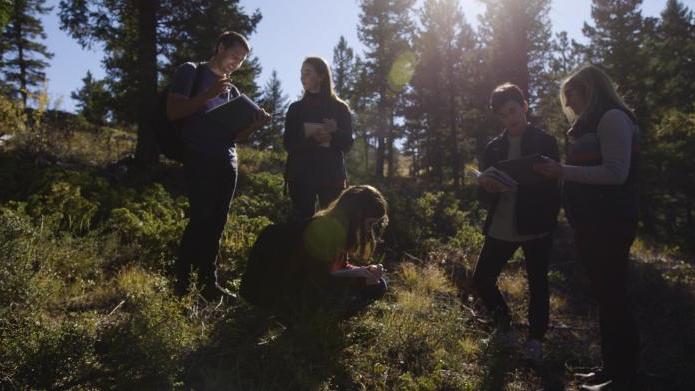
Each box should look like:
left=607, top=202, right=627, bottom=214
left=1, top=0, right=694, bottom=389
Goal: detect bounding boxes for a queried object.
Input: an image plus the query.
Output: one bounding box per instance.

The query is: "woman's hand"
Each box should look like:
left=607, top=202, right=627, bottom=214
left=322, top=118, right=338, bottom=133
left=313, top=129, right=332, bottom=145
left=533, top=157, right=564, bottom=179
left=365, top=264, right=384, bottom=284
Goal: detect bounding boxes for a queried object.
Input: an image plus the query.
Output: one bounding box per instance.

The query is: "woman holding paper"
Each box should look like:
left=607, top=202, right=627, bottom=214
left=534, top=65, right=641, bottom=391
left=283, top=57, right=354, bottom=220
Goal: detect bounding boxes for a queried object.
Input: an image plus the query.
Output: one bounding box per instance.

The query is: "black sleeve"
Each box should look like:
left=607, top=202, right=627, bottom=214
left=477, top=141, right=497, bottom=206
left=331, top=102, right=354, bottom=153
left=544, top=133, right=562, bottom=213
left=283, top=101, right=317, bottom=154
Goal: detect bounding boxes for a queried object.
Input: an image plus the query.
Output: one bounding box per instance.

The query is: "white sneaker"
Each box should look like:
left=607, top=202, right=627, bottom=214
left=522, top=338, right=543, bottom=363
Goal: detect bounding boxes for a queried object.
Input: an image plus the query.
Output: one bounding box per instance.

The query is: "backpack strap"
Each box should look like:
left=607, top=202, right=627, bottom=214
left=188, top=62, right=207, bottom=98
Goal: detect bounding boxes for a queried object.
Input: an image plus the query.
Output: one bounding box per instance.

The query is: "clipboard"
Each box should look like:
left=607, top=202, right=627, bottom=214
left=493, top=154, right=548, bottom=185
left=205, top=94, right=262, bottom=139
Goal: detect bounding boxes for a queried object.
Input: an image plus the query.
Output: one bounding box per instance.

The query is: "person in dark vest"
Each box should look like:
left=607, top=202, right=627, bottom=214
left=283, top=57, right=354, bottom=220
left=167, top=31, right=270, bottom=302
left=535, top=65, right=641, bottom=391
left=473, top=83, right=561, bottom=364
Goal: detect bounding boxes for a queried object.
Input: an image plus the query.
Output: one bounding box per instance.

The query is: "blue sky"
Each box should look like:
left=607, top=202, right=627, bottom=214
left=39, top=0, right=691, bottom=112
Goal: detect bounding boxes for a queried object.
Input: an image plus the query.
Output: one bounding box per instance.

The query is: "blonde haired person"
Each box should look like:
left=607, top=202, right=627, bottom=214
left=241, top=185, right=388, bottom=318
left=535, top=65, right=641, bottom=391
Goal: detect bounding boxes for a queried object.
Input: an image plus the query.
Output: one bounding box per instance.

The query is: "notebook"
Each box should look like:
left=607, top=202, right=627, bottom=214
left=205, top=94, right=262, bottom=139
left=493, top=154, right=548, bottom=185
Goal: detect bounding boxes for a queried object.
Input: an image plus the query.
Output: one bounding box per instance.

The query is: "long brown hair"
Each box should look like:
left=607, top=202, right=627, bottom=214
left=302, top=56, right=349, bottom=107
left=316, top=185, right=388, bottom=261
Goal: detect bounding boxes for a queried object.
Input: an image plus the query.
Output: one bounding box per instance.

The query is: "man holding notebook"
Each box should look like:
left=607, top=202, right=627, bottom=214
left=167, top=31, right=270, bottom=302
left=473, top=83, right=560, bottom=363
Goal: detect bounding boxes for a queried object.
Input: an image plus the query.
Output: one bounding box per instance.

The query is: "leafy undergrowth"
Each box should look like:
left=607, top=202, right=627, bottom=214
left=1, top=130, right=694, bottom=390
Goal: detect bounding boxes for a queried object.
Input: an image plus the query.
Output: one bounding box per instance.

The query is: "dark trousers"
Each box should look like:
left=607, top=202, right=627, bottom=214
left=574, top=220, right=640, bottom=380
left=176, top=150, right=237, bottom=294
left=287, top=181, right=344, bottom=220
left=473, top=235, right=552, bottom=340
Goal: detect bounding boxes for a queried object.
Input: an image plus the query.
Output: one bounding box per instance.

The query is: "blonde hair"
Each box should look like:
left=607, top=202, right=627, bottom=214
left=316, top=185, right=388, bottom=261
left=560, top=64, right=636, bottom=124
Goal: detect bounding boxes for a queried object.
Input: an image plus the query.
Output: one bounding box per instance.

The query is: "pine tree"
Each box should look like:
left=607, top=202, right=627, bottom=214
left=0, top=0, right=53, bottom=108
left=58, top=0, right=262, bottom=164
left=406, top=0, right=479, bottom=187
left=332, top=35, right=357, bottom=103
left=477, top=0, right=552, bottom=102
left=644, top=0, right=695, bottom=115
left=535, top=31, right=585, bottom=152
left=582, top=0, right=647, bottom=115
left=255, top=70, right=288, bottom=150
left=70, top=70, right=111, bottom=125
left=357, top=0, right=416, bottom=178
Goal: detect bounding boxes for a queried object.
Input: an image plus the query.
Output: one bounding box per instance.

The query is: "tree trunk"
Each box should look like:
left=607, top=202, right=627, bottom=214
left=386, top=114, right=395, bottom=177
left=134, top=0, right=159, bottom=165
left=363, top=133, right=369, bottom=173
left=12, top=0, right=28, bottom=108
left=375, top=95, right=387, bottom=178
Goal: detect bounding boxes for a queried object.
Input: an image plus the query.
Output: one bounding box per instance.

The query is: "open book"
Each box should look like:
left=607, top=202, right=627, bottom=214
left=467, top=166, right=518, bottom=188
left=205, top=94, right=262, bottom=139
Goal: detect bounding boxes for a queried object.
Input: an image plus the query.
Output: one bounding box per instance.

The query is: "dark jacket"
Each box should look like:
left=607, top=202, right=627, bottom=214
left=283, top=93, right=354, bottom=186
left=478, top=125, right=561, bottom=236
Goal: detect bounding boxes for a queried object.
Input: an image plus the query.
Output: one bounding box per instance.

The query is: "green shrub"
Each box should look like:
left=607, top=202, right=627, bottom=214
left=95, top=266, right=197, bottom=389
left=26, top=180, right=100, bottom=233
left=0, top=313, right=99, bottom=389
left=106, top=184, right=187, bottom=271
left=0, top=205, right=41, bottom=307
left=0, top=95, right=27, bottom=135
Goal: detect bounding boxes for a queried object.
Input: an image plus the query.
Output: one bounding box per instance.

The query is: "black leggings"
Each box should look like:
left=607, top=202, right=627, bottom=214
left=287, top=181, right=344, bottom=220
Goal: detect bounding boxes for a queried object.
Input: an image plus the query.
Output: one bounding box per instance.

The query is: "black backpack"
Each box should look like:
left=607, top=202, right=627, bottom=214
left=239, top=220, right=309, bottom=308
left=153, top=63, right=205, bottom=162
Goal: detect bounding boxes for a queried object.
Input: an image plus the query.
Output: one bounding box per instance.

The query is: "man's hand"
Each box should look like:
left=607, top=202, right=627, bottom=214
left=478, top=176, right=514, bottom=193
left=234, top=108, right=271, bottom=143
left=251, top=108, right=272, bottom=128
left=203, top=75, right=233, bottom=100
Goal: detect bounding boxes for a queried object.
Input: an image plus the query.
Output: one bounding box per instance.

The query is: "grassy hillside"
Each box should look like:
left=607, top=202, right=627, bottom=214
left=1, top=118, right=693, bottom=390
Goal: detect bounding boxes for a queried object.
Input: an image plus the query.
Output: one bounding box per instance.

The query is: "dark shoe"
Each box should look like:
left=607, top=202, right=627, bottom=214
left=575, top=368, right=610, bottom=384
